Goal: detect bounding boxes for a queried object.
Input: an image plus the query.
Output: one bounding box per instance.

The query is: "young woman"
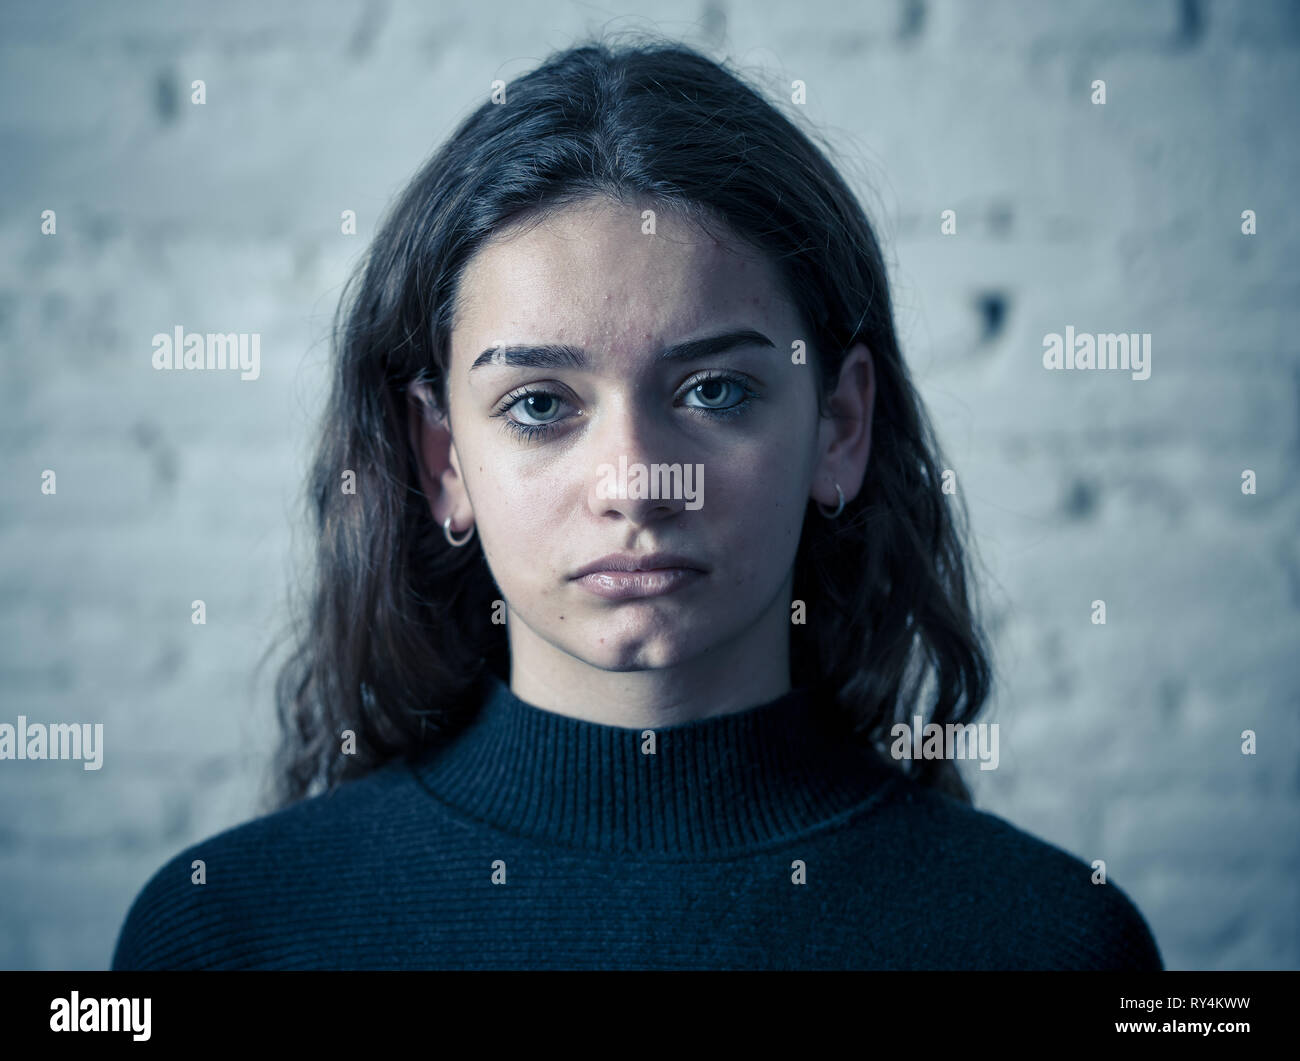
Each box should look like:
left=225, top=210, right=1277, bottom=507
left=112, top=37, right=1162, bottom=971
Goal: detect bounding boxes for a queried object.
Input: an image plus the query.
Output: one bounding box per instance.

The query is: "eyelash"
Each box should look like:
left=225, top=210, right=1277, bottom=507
left=491, top=370, right=759, bottom=442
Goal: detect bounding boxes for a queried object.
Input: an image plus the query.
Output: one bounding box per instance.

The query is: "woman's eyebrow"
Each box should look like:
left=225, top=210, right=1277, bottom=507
left=468, top=328, right=776, bottom=373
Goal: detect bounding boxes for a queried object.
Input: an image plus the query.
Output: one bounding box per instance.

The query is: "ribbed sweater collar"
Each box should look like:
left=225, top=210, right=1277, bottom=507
left=410, top=672, right=899, bottom=857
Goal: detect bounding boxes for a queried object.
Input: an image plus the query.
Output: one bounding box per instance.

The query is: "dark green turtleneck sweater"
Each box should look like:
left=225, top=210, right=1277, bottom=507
left=111, top=674, right=1162, bottom=970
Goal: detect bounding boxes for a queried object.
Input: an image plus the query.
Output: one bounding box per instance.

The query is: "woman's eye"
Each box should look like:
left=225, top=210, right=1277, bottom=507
left=683, top=376, right=748, bottom=410
left=494, top=374, right=757, bottom=442
left=506, top=391, right=566, bottom=425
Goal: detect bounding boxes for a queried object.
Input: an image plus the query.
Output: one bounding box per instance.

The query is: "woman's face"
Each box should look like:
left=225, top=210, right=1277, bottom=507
left=423, top=195, right=861, bottom=693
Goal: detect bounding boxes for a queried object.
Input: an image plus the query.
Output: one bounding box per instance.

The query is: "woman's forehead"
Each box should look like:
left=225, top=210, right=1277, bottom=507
left=451, top=199, right=794, bottom=365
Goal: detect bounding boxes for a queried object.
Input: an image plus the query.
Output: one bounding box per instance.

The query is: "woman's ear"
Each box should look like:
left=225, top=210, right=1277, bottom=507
left=406, top=381, right=472, bottom=528
left=813, top=343, right=875, bottom=509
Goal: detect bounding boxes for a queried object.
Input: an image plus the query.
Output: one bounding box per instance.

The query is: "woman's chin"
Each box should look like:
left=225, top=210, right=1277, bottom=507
left=575, top=634, right=705, bottom=672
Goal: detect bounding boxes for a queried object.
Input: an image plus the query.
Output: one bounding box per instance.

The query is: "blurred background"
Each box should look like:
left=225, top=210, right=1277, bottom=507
left=1, top=0, right=1297, bottom=970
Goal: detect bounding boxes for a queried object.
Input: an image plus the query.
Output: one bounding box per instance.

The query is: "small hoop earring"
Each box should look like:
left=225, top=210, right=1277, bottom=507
left=443, top=517, right=475, bottom=547
left=817, top=482, right=845, bottom=519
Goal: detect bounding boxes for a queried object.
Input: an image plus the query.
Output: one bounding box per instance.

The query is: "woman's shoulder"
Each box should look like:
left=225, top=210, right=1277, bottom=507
left=110, top=756, right=420, bottom=970
left=856, top=771, right=1163, bottom=969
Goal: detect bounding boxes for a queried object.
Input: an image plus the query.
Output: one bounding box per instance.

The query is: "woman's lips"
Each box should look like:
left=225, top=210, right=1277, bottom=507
left=573, top=568, right=705, bottom=600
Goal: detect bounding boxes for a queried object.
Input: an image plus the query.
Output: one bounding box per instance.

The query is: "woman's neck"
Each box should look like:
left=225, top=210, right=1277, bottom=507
left=412, top=669, right=896, bottom=856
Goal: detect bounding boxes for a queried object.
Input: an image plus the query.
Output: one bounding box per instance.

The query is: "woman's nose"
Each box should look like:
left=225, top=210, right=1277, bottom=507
left=583, top=401, right=695, bottom=523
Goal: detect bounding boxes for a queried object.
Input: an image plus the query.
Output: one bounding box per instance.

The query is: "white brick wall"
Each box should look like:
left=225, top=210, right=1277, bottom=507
left=1, top=0, right=1296, bottom=970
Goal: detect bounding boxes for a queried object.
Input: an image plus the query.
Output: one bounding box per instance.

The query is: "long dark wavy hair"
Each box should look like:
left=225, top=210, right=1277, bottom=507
left=260, top=34, right=993, bottom=813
